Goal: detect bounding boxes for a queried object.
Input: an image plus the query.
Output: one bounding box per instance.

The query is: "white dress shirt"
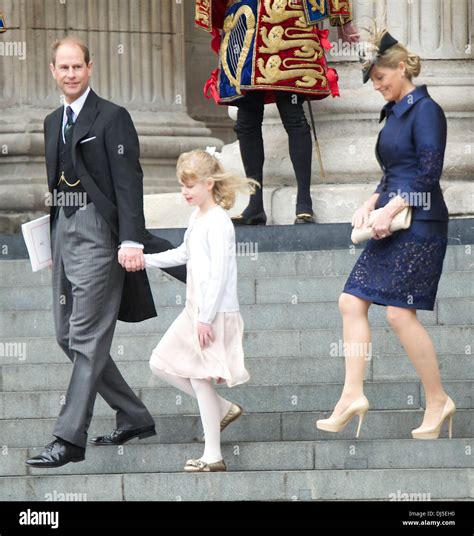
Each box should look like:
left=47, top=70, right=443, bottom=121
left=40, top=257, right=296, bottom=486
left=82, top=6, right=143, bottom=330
left=63, top=86, right=142, bottom=250
left=62, top=86, right=90, bottom=142
left=144, top=205, right=240, bottom=324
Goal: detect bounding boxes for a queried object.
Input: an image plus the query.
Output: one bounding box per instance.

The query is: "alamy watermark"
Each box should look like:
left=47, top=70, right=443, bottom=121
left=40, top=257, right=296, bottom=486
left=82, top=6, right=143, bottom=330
left=19, top=509, right=59, bottom=530
left=233, top=241, right=259, bottom=261
left=0, top=341, right=26, bottom=361
left=389, top=490, right=432, bottom=501
left=389, top=189, right=432, bottom=211
left=45, top=191, right=89, bottom=210
left=0, top=41, right=26, bottom=60
left=328, top=39, right=372, bottom=59
left=330, top=340, right=373, bottom=361
left=45, top=489, right=88, bottom=501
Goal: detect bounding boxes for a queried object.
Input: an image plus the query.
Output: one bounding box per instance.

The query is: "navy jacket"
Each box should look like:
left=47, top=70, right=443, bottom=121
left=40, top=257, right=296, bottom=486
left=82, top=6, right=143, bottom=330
left=374, top=85, right=449, bottom=221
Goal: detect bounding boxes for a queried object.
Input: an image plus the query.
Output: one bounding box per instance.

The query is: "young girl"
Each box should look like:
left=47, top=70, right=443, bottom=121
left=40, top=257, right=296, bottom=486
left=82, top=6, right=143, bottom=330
left=144, top=149, right=257, bottom=472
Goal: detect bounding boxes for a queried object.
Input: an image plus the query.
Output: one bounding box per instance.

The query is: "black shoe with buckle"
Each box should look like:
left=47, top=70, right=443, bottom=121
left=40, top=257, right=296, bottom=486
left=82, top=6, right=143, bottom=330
left=89, top=424, right=156, bottom=446
left=26, top=439, right=85, bottom=468
left=294, top=212, right=316, bottom=224
left=231, top=210, right=267, bottom=226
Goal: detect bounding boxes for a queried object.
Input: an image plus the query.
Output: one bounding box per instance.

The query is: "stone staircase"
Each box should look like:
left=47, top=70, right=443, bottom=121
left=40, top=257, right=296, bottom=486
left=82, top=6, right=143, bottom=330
left=0, top=244, right=473, bottom=501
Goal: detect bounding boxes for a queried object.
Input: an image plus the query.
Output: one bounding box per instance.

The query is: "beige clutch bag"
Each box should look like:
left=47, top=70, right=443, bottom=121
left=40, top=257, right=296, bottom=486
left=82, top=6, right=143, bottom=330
left=351, top=206, right=412, bottom=245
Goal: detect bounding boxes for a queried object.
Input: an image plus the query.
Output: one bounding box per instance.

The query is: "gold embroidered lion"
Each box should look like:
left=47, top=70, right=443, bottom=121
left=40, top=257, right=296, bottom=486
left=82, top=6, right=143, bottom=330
left=256, top=55, right=327, bottom=87
left=262, top=0, right=307, bottom=28
left=259, top=26, right=323, bottom=59
left=195, top=0, right=211, bottom=25
left=332, top=0, right=349, bottom=10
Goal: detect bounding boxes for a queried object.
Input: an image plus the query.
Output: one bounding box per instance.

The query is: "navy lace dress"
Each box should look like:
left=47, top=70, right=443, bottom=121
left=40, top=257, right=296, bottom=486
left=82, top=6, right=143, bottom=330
left=343, top=85, right=448, bottom=311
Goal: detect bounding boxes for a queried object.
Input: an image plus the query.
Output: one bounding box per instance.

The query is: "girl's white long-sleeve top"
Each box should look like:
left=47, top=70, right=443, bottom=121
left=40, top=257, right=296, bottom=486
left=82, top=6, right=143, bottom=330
left=144, top=205, right=240, bottom=325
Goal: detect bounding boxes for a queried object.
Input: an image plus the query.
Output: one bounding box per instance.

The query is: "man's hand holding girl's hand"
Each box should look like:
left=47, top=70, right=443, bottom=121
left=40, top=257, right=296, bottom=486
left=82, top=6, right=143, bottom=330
left=118, top=247, right=145, bottom=272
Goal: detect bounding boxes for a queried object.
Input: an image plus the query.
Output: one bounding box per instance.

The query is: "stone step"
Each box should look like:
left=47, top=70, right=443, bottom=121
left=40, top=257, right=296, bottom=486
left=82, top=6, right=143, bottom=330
left=255, top=270, right=473, bottom=304
left=0, top=270, right=471, bottom=311
left=0, top=244, right=471, bottom=287
left=1, top=297, right=473, bottom=338
left=1, top=468, right=472, bottom=501
left=0, top=326, right=471, bottom=365
left=2, top=438, right=472, bottom=478
left=1, top=354, right=472, bottom=392
left=0, top=276, right=251, bottom=311
left=2, top=409, right=473, bottom=448
left=1, top=381, right=471, bottom=420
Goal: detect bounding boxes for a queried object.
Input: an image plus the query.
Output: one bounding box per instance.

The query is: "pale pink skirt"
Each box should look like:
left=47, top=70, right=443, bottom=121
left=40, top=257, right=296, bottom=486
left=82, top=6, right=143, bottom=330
left=149, top=265, right=249, bottom=388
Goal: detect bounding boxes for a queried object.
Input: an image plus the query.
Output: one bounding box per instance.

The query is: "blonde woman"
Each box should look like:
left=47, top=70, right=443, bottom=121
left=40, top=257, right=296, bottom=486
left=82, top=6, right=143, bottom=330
left=145, top=150, right=258, bottom=471
left=316, top=29, right=455, bottom=440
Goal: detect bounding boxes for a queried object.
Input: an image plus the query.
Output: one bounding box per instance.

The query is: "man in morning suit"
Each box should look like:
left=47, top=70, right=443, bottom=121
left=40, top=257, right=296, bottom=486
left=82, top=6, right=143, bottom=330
left=26, top=36, right=185, bottom=468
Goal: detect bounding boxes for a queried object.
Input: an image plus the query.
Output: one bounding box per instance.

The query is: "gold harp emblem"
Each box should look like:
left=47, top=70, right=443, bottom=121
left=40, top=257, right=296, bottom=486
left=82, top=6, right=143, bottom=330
left=220, top=5, right=256, bottom=94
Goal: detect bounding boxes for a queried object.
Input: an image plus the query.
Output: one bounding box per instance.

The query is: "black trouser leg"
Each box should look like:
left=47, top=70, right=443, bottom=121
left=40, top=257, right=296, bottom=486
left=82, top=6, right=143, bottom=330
left=234, top=91, right=265, bottom=216
left=276, top=92, right=313, bottom=215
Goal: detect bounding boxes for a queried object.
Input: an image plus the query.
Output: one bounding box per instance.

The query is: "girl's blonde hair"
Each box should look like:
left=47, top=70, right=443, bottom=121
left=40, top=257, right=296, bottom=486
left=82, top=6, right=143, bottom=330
left=360, top=21, right=421, bottom=80
left=176, top=150, right=259, bottom=210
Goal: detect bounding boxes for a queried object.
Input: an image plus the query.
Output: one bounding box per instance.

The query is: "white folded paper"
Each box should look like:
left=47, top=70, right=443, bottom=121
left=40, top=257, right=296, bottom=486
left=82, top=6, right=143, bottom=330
left=21, top=215, right=51, bottom=271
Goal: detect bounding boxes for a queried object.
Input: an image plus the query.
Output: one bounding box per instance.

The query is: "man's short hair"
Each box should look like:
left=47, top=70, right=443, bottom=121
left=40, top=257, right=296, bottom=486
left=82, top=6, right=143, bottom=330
left=51, top=36, right=91, bottom=65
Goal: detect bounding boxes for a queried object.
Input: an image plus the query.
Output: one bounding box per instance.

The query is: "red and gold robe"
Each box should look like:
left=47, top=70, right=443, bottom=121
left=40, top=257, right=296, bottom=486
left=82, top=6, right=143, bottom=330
left=195, top=0, right=352, bottom=104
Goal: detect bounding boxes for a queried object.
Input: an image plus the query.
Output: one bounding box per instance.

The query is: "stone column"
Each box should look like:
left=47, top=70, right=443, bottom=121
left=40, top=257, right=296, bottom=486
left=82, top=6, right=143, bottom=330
left=0, top=0, right=223, bottom=232
left=219, top=0, right=474, bottom=224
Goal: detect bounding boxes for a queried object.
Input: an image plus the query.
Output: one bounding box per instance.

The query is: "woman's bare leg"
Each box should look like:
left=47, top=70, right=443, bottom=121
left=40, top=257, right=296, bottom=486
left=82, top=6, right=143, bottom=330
left=330, top=293, right=372, bottom=417
left=386, top=306, right=449, bottom=428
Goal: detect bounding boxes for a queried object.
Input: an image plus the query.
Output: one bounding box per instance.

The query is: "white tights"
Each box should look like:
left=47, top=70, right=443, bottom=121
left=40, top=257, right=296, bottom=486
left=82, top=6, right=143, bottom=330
left=150, top=365, right=232, bottom=463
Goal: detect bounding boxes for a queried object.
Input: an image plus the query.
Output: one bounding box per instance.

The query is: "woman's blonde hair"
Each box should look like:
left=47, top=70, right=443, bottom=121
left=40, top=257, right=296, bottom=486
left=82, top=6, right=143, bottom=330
left=176, top=150, right=259, bottom=210
left=360, top=22, right=421, bottom=80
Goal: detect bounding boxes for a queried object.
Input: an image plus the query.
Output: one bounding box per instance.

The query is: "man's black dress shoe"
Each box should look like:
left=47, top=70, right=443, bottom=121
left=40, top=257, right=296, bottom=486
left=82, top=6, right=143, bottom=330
left=231, top=211, right=267, bottom=226
left=89, top=424, right=156, bottom=446
left=25, top=439, right=85, bottom=468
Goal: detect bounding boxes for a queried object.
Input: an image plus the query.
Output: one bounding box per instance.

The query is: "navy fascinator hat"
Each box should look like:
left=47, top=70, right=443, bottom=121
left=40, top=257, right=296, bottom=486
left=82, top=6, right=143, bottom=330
left=360, top=31, right=399, bottom=83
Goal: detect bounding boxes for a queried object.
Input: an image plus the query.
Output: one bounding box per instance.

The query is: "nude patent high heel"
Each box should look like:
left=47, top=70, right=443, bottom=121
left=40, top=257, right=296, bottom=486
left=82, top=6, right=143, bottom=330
left=411, top=396, right=456, bottom=440
left=316, top=395, right=369, bottom=439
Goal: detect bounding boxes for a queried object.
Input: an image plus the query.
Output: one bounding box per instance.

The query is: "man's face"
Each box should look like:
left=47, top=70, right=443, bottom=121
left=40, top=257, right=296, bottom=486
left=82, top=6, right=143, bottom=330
left=50, top=44, right=92, bottom=103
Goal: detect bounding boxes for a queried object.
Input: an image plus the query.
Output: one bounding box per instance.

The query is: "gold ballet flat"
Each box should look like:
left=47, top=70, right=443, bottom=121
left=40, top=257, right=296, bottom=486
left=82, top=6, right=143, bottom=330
left=184, top=458, right=227, bottom=472
left=411, top=396, right=456, bottom=440
left=220, top=403, right=243, bottom=432
left=199, top=403, right=243, bottom=442
left=316, top=395, right=369, bottom=438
